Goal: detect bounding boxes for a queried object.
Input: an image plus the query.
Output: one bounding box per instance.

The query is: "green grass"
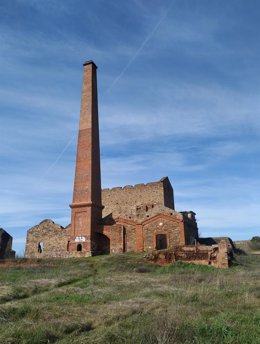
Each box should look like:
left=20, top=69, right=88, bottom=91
left=0, top=253, right=259, bottom=344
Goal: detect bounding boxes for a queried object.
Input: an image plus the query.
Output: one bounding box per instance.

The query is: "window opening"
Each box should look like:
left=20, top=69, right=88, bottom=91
left=38, top=241, right=43, bottom=254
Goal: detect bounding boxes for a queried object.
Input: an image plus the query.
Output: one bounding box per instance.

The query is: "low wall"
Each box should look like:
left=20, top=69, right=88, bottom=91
left=145, top=240, right=229, bottom=269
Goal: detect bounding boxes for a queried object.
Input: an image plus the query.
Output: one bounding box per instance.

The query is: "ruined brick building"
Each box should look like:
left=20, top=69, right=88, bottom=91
left=25, top=61, right=199, bottom=258
left=0, top=228, right=15, bottom=259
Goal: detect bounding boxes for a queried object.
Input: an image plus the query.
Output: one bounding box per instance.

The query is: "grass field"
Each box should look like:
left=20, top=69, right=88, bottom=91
left=0, top=253, right=259, bottom=344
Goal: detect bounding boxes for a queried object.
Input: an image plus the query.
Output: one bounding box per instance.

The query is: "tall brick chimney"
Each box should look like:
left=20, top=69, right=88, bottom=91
left=69, top=60, right=102, bottom=255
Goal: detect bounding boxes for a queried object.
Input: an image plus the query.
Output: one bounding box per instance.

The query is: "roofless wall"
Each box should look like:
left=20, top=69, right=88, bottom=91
left=102, top=177, right=174, bottom=217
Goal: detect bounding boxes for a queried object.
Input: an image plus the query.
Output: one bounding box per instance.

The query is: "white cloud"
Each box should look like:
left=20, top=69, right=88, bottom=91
left=0, top=88, right=79, bottom=118
left=99, top=80, right=260, bottom=147
left=0, top=0, right=258, bottom=249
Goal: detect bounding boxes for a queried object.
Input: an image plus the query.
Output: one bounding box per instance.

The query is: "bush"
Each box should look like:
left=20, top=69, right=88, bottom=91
left=249, top=237, right=260, bottom=251
left=251, top=236, right=260, bottom=242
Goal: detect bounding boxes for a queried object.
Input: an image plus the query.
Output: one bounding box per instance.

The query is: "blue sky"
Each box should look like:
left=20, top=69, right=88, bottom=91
left=0, top=0, right=259, bottom=255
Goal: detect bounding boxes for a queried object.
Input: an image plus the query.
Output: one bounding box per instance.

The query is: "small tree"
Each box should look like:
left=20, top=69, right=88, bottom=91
left=251, top=236, right=260, bottom=243
left=250, top=236, right=260, bottom=250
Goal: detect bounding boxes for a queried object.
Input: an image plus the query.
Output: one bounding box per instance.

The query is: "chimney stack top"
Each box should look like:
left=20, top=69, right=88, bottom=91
left=83, top=60, right=97, bottom=69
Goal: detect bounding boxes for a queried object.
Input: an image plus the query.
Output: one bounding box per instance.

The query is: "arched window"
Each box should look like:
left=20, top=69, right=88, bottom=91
left=77, top=244, right=82, bottom=252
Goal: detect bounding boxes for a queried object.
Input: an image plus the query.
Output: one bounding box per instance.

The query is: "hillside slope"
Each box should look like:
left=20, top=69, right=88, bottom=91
left=0, top=253, right=259, bottom=344
left=234, top=239, right=260, bottom=254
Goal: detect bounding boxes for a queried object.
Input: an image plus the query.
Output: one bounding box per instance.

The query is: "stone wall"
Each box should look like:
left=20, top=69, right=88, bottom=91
left=25, top=220, right=70, bottom=258
left=146, top=240, right=229, bottom=269
left=25, top=209, right=199, bottom=258
left=0, top=228, right=15, bottom=259
left=143, top=217, right=182, bottom=251
left=198, top=237, right=235, bottom=256
left=102, top=177, right=174, bottom=217
left=25, top=210, right=197, bottom=258
left=183, top=218, right=199, bottom=245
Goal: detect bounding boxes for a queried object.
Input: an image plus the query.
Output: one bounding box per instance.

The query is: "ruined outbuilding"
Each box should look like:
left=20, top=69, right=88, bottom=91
left=146, top=240, right=229, bottom=269
left=25, top=60, right=230, bottom=267
left=26, top=220, right=70, bottom=259
left=0, top=228, right=15, bottom=259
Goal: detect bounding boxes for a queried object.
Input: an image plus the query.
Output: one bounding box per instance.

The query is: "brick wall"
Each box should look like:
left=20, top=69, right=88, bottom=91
left=96, top=224, right=123, bottom=254
left=123, top=224, right=136, bottom=252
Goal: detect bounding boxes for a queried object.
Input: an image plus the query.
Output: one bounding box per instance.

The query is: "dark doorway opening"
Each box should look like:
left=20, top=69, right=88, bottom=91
left=77, top=244, right=82, bottom=252
left=94, top=233, right=110, bottom=255
left=0, top=231, right=9, bottom=259
left=123, top=227, right=127, bottom=253
left=156, top=234, right=167, bottom=250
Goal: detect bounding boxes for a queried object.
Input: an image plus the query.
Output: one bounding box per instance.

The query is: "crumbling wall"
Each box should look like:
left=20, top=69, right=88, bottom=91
left=0, top=228, right=15, bottom=259
left=198, top=237, right=235, bottom=256
left=25, top=211, right=198, bottom=258
left=102, top=177, right=174, bottom=217
left=146, top=240, right=229, bottom=269
left=182, top=213, right=199, bottom=245
left=25, top=220, right=70, bottom=258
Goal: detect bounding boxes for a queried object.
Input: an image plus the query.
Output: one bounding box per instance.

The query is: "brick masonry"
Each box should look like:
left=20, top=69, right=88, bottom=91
left=69, top=60, right=103, bottom=256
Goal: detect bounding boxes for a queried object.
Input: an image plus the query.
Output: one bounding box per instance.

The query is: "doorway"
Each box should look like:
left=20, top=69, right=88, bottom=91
left=95, top=233, right=110, bottom=255
left=156, top=234, right=167, bottom=250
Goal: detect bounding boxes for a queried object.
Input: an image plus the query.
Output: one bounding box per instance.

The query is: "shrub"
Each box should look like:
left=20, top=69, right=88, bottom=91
left=249, top=237, right=260, bottom=251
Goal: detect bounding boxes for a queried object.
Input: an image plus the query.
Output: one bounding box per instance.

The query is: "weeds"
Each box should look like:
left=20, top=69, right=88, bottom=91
left=0, top=253, right=259, bottom=343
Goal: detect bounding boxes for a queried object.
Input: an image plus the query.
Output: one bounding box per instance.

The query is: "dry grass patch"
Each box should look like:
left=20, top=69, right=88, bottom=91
left=0, top=253, right=259, bottom=343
